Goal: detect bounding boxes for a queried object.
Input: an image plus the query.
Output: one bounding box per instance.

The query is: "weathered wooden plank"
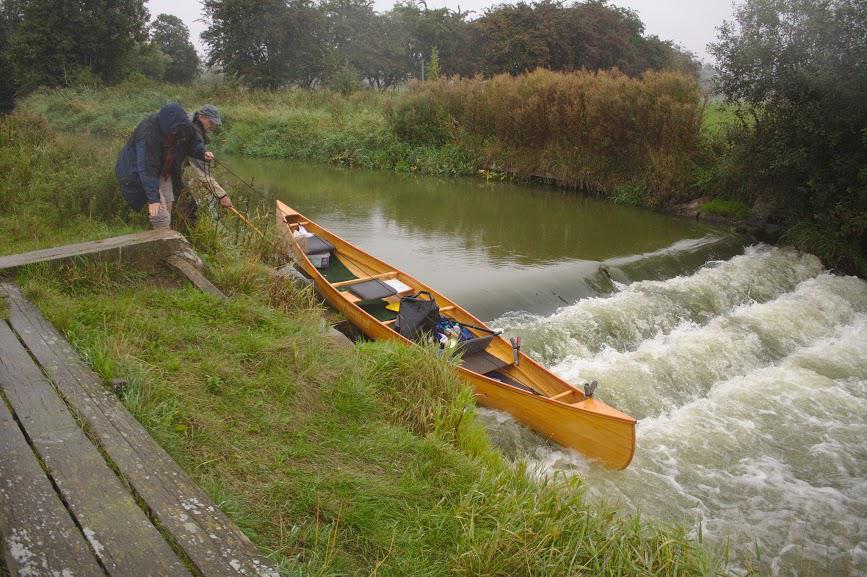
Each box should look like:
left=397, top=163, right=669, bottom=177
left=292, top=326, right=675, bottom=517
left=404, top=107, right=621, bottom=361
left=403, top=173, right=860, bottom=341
left=0, top=321, right=191, bottom=577
left=1, top=283, right=280, bottom=577
left=0, top=229, right=189, bottom=272
left=165, top=255, right=226, bottom=299
left=0, top=368, right=105, bottom=577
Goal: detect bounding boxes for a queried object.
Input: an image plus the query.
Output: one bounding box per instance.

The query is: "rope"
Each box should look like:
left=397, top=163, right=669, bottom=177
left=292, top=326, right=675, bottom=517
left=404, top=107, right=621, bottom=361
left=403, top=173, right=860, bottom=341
left=214, top=158, right=261, bottom=197
left=203, top=160, right=265, bottom=238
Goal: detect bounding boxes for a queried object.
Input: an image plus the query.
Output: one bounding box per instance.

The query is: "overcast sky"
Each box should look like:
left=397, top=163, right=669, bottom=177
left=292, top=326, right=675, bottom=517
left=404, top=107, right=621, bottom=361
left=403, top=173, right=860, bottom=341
left=146, top=0, right=737, bottom=64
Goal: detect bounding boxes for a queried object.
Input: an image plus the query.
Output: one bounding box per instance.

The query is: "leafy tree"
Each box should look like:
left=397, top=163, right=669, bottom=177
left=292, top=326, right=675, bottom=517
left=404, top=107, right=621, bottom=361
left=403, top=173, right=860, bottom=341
left=203, top=0, right=293, bottom=88
left=151, top=14, right=199, bottom=83
left=6, top=0, right=148, bottom=89
left=351, top=10, right=411, bottom=88
left=711, top=0, right=867, bottom=275
left=0, top=1, right=20, bottom=111
left=472, top=2, right=550, bottom=75
left=468, top=1, right=698, bottom=77
left=129, top=41, right=170, bottom=80
left=203, top=0, right=325, bottom=88
left=391, top=2, right=473, bottom=78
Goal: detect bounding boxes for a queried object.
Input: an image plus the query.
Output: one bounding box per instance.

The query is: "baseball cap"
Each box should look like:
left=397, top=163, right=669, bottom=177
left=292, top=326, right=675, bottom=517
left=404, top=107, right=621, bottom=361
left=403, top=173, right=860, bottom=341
left=198, top=104, right=222, bottom=126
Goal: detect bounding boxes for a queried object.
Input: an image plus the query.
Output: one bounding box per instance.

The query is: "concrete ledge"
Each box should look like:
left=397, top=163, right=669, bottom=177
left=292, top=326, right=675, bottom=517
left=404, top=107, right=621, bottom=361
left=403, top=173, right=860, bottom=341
left=0, top=230, right=189, bottom=273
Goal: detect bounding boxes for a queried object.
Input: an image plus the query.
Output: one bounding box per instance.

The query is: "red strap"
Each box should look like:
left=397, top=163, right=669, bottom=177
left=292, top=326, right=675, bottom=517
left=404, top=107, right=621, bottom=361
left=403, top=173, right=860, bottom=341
left=161, top=133, right=176, bottom=179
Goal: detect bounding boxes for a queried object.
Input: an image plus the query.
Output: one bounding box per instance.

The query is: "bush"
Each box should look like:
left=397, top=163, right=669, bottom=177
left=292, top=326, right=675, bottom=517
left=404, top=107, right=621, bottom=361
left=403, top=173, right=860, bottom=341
left=711, top=0, right=867, bottom=276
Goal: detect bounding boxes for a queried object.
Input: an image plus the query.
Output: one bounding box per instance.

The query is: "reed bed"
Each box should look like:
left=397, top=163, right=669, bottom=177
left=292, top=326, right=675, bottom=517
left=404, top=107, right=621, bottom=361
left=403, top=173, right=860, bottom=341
left=388, top=69, right=704, bottom=204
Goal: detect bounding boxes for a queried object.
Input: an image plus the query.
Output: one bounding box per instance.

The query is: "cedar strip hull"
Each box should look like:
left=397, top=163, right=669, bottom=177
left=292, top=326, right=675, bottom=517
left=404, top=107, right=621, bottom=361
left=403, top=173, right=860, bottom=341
left=276, top=201, right=635, bottom=469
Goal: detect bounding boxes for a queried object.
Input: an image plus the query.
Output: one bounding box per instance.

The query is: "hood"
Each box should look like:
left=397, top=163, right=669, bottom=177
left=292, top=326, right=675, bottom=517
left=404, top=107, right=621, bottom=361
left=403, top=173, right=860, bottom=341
left=157, top=102, right=191, bottom=135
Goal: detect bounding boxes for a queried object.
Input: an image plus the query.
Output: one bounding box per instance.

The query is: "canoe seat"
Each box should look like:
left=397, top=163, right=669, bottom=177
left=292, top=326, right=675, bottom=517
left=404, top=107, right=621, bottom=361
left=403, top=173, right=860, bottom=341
left=347, top=279, right=398, bottom=301
left=456, top=335, right=494, bottom=356
left=461, top=350, right=510, bottom=375
left=299, top=235, right=335, bottom=255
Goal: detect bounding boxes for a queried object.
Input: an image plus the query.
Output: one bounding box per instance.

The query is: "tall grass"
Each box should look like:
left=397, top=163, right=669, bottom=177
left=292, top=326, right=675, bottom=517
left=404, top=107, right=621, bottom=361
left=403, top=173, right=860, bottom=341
left=22, top=70, right=705, bottom=204
left=22, top=80, right=479, bottom=176
left=388, top=69, right=704, bottom=204
left=0, top=112, right=142, bottom=257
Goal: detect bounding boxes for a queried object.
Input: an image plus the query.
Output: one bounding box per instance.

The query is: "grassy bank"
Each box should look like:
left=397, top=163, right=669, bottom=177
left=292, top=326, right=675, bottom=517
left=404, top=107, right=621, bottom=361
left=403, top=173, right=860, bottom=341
left=22, top=69, right=705, bottom=205
left=0, top=110, right=730, bottom=574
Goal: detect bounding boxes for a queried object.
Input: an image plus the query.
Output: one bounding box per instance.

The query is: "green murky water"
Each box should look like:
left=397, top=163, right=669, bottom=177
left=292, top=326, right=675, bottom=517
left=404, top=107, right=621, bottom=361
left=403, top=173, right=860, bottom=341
left=223, top=156, right=745, bottom=320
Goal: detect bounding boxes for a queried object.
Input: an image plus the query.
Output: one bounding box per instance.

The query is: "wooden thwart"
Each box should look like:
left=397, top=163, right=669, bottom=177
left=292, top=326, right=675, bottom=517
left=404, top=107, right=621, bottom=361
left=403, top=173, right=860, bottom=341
left=0, top=282, right=280, bottom=577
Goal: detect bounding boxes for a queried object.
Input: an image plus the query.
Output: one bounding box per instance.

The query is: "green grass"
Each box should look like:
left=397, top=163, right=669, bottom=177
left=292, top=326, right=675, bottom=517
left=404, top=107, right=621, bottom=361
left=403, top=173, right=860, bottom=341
left=699, top=199, right=750, bottom=221
left=1, top=108, right=728, bottom=576
left=18, top=261, right=726, bottom=576
left=22, top=75, right=705, bottom=202
left=22, top=81, right=479, bottom=177
left=702, top=102, right=739, bottom=136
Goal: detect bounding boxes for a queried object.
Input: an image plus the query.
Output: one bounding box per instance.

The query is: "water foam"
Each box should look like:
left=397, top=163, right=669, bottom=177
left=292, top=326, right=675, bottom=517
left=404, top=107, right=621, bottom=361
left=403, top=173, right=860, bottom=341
left=484, top=248, right=867, bottom=577
left=552, top=273, right=867, bottom=419
left=492, top=246, right=825, bottom=365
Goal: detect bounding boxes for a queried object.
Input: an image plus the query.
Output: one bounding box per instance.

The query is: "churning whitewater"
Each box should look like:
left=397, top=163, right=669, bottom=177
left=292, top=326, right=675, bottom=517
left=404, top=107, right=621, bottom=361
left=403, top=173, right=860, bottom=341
left=487, top=245, right=867, bottom=577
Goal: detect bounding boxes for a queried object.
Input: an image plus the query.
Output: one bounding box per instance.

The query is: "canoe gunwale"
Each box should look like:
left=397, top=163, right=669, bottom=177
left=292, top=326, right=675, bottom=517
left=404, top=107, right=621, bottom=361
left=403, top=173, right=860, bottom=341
left=276, top=200, right=636, bottom=468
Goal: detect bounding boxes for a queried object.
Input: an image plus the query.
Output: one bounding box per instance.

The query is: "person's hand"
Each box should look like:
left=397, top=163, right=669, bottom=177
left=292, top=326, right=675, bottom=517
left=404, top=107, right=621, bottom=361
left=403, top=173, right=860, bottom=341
left=203, top=151, right=214, bottom=162
left=148, top=202, right=161, bottom=218
left=219, top=196, right=234, bottom=209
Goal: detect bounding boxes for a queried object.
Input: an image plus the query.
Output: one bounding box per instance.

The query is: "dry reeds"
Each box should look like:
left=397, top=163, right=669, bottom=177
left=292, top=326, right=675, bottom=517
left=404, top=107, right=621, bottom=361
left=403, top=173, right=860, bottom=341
left=389, top=68, right=703, bottom=202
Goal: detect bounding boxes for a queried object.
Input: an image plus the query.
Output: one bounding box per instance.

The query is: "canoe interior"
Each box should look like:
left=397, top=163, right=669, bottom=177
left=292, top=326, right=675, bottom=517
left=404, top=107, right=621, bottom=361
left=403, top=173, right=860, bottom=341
left=276, top=200, right=636, bottom=469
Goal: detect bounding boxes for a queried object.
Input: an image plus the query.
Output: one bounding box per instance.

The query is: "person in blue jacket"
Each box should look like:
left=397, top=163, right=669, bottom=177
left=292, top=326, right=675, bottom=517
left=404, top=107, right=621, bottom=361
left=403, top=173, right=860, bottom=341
left=115, top=102, right=214, bottom=229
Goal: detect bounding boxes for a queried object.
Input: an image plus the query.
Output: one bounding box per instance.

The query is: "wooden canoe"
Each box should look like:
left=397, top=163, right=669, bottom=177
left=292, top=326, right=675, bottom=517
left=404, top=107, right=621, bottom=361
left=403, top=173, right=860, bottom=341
left=276, top=200, right=636, bottom=469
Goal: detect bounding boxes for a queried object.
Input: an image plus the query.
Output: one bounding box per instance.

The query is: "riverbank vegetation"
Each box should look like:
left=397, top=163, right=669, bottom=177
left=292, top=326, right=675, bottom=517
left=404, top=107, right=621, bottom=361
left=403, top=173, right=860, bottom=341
left=4, top=0, right=862, bottom=275
left=708, top=0, right=866, bottom=277
left=0, top=109, right=731, bottom=576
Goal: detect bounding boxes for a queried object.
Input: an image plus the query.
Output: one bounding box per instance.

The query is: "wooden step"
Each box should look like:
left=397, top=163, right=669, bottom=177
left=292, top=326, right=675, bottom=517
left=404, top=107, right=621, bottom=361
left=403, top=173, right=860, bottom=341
left=0, top=282, right=280, bottom=577
left=0, top=384, right=104, bottom=577
left=0, top=321, right=192, bottom=577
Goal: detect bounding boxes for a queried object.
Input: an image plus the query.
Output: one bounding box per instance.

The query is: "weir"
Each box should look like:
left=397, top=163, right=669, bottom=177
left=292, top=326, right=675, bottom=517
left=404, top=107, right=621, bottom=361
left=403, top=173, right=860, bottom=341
left=484, top=246, right=867, bottom=576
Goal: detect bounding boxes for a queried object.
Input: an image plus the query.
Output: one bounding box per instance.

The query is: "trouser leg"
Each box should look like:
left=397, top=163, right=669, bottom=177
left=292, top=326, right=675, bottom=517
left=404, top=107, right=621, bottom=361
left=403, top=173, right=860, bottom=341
left=174, top=189, right=199, bottom=231
left=149, top=176, right=175, bottom=230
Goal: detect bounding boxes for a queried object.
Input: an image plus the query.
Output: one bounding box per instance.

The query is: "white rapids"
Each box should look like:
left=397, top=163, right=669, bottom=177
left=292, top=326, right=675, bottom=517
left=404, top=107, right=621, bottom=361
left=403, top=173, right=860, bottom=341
left=485, top=245, right=867, bottom=577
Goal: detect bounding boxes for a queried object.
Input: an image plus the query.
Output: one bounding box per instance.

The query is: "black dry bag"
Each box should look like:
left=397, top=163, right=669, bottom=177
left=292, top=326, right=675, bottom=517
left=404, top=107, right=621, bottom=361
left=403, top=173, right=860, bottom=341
left=396, top=291, right=439, bottom=341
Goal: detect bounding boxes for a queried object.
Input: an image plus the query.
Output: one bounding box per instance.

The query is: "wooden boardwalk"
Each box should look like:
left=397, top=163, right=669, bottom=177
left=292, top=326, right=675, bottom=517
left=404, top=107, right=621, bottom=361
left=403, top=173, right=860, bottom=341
left=0, top=282, right=278, bottom=577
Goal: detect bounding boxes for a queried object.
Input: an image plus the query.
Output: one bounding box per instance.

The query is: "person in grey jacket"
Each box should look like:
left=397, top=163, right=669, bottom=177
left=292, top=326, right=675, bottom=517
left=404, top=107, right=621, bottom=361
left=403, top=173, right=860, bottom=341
left=115, top=102, right=214, bottom=229
left=178, top=104, right=233, bottom=226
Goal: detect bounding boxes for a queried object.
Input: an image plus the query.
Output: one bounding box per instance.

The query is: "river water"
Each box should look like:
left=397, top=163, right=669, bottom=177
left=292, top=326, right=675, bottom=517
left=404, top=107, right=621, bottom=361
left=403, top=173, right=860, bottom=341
left=225, top=157, right=867, bottom=577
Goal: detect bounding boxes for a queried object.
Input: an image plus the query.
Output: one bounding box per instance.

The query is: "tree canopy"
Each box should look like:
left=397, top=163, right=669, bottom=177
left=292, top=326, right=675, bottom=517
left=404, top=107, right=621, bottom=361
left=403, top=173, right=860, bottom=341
left=3, top=0, right=149, bottom=89
left=200, top=0, right=699, bottom=89
left=711, top=0, right=866, bottom=274
left=151, top=14, right=200, bottom=84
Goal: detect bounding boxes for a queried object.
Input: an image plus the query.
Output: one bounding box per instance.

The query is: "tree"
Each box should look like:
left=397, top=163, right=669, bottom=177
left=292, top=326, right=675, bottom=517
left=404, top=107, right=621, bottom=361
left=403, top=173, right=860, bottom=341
left=711, top=0, right=867, bottom=275
left=0, top=1, right=20, bottom=110
left=6, top=0, right=149, bottom=89
left=151, top=14, right=199, bottom=83
left=203, top=0, right=324, bottom=88
left=467, top=1, right=698, bottom=78
left=471, top=2, right=550, bottom=75
left=128, top=41, right=170, bottom=80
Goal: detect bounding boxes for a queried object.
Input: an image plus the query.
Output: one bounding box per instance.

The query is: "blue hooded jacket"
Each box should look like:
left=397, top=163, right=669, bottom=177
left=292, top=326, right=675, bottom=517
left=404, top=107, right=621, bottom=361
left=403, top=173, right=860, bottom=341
left=115, top=102, right=206, bottom=208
